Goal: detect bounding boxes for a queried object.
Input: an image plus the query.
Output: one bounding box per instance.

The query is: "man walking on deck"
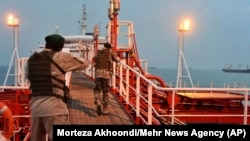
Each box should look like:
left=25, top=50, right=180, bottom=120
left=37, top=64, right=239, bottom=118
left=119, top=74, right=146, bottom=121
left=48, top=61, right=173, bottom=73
left=93, top=42, right=120, bottom=115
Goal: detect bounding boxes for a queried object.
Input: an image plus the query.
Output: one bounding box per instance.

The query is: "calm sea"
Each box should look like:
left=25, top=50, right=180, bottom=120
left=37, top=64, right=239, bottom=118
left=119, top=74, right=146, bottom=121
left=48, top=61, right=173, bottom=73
left=148, top=68, right=250, bottom=88
left=1, top=65, right=250, bottom=88
left=0, top=65, right=14, bottom=85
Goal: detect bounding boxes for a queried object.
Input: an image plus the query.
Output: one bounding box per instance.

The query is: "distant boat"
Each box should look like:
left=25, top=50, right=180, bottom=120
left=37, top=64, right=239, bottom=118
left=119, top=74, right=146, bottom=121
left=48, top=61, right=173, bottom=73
left=222, top=68, right=250, bottom=73
left=222, top=64, right=250, bottom=73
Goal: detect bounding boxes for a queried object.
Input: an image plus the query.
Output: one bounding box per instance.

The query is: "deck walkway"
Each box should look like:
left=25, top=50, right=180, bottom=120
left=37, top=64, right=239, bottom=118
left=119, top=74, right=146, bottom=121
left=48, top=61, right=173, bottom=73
left=68, top=72, right=135, bottom=125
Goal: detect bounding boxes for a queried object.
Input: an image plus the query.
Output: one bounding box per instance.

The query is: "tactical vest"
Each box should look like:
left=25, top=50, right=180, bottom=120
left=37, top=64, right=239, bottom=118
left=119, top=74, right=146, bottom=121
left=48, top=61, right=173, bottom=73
left=95, top=49, right=112, bottom=70
left=27, top=51, right=65, bottom=100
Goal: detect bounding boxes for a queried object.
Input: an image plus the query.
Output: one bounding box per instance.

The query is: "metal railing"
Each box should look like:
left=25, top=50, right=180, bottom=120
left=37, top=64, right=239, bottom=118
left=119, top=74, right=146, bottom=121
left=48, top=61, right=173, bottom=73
left=111, top=62, right=250, bottom=125
left=12, top=57, right=250, bottom=125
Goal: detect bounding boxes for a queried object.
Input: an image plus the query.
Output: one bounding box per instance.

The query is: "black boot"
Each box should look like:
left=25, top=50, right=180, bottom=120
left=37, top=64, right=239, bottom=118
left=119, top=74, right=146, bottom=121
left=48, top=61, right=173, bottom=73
left=95, top=92, right=102, bottom=115
left=96, top=101, right=102, bottom=116
left=102, top=104, right=109, bottom=115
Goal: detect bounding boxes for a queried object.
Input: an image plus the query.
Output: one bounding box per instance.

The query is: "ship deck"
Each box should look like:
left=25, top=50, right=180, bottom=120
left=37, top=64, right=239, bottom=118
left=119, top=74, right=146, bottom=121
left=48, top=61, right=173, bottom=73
left=68, top=72, right=135, bottom=125
left=177, top=92, right=246, bottom=100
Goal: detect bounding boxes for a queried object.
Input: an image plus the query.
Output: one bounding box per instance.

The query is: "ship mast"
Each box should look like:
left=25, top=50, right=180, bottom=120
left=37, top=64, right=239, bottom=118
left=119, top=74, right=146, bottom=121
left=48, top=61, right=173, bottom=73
left=79, top=4, right=87, bottom=35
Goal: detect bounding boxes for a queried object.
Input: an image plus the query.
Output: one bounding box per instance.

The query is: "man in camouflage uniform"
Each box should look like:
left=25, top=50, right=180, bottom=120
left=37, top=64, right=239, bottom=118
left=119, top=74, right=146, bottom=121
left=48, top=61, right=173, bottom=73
left=94, top=42, right=120, bottom=115
left=27, top=34, right=89, bottom=141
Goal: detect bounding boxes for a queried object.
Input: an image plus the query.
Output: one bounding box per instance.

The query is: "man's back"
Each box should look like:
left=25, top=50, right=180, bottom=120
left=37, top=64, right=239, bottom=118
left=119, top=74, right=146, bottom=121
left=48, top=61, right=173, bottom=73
left=95, top=48, right=112, bottom=70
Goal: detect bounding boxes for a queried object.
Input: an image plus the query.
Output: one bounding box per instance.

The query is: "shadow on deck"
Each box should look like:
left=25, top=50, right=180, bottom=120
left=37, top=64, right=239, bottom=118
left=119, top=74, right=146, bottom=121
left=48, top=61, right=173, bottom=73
left=69, top=72, right=135, bottom=125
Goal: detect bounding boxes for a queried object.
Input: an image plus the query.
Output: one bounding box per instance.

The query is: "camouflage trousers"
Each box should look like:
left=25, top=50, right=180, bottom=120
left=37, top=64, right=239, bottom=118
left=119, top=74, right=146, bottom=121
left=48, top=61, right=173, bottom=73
left=94, top=77, right=109, bottom=106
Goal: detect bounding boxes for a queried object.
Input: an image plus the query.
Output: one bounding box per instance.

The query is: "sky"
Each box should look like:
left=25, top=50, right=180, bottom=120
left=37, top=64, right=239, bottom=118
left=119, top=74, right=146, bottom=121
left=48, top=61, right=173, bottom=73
left=1, top=0, right=250, bottom=69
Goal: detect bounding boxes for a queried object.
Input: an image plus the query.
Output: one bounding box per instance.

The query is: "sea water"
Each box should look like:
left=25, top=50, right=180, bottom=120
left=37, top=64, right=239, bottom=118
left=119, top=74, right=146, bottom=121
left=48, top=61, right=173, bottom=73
left=1, top=65, right=250, bottom=88
left=0, top=65, right=14, bottom=86
left=147, top=68, right=250, bottom=88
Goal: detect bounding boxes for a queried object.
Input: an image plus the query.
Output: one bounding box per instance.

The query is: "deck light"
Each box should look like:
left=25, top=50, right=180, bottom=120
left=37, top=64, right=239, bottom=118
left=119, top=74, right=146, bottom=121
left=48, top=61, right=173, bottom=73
left=4, top=14, right=20, bottom=86
left=176, top=19, right=193, bottom=88
left=7, top=14, right=20, bottom=27
left=179, top=20, right=190, bottom=31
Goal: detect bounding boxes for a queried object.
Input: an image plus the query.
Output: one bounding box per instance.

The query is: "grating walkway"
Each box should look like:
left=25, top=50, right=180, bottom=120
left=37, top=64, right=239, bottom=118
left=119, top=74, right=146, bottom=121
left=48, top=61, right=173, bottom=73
left=68, top=72, right=135, bottom=125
